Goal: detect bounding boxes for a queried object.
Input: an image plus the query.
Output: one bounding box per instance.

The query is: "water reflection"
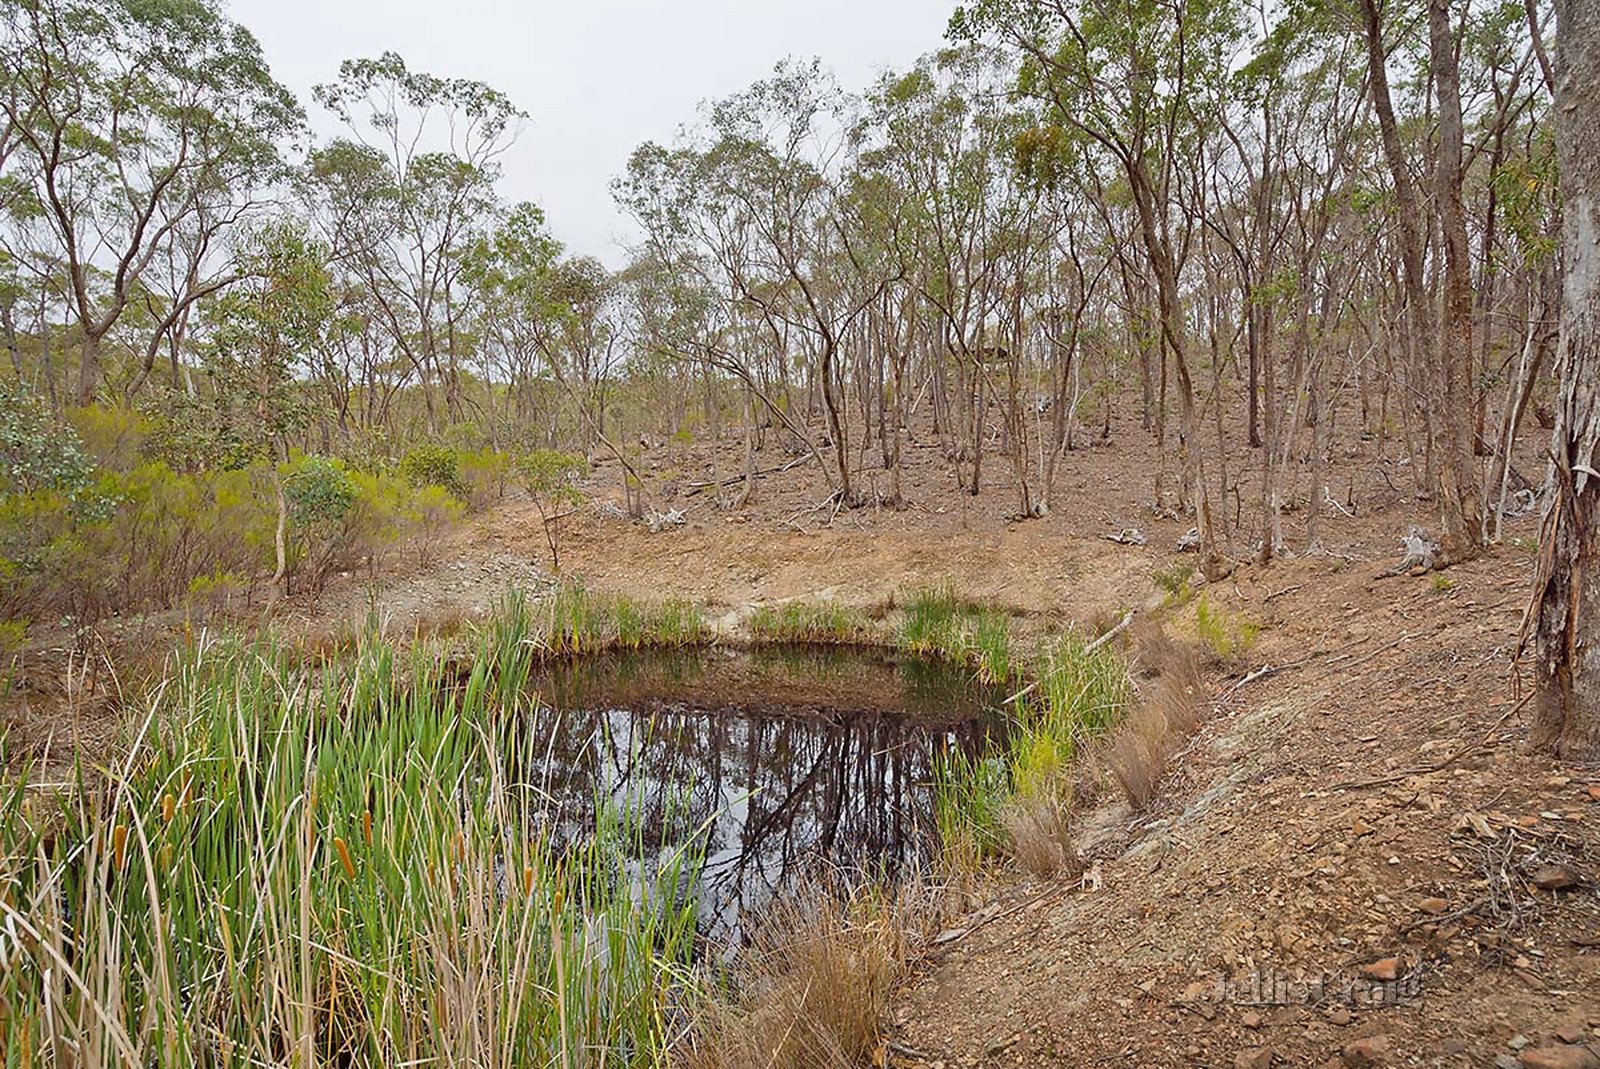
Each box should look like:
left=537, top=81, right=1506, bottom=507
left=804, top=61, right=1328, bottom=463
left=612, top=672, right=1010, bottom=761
left=517, top=645, right=1006, bottom=940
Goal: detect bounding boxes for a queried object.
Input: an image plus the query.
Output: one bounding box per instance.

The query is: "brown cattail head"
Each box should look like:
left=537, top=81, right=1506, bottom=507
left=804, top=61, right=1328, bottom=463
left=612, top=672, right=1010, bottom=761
left=112, top=824, right=128, bottom=870
left=333, top=837, right=356, bottom=880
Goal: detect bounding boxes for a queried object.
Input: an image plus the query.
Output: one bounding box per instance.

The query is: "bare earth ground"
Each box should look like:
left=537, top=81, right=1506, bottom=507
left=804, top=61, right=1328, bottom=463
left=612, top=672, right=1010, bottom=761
left=10, top=405, right=1600, bottom=1067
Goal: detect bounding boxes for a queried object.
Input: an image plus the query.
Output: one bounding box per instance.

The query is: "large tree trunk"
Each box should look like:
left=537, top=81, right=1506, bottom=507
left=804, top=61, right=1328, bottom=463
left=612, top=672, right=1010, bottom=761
left=1528, top=0, right=1600, bottom=760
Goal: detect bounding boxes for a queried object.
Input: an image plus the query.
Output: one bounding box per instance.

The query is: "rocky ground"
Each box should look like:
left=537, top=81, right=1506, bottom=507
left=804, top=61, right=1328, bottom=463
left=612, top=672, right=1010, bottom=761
left=888, top=547, right=1600, bottom=1069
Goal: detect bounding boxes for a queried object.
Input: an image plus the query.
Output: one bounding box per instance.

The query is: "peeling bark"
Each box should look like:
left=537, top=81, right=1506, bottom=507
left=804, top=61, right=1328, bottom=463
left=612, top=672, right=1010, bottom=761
left=1527, top=0, right=1600, bottom=760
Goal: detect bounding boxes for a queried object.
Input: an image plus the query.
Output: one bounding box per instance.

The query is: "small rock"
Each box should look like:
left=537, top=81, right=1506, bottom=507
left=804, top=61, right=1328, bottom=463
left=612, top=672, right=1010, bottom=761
left=1531, top=865, right=1581, bottom=891
left=1555, top=1022, right=1588, bottom=1044
left=1361, top=957, right=1401, bottom=981
left=1587, top=786, right=1600, bottom=803
left=1327, top=1006, right=1353, bottom=1026
left=1243, top=1011, right=1264, bottom=1029
left=1512, top=1036, right=1532, bottom=1051
left=1343, top=1035, right=1392, bottom=1067
left=1499, top=1058, right=1528, bottom=1069
left=1418, top=896, right=1450, bottom=915
left=1519, top=1047, right=1600, bottom=1069
left=1235, top=1049, right=1274, bottom=1069
left=1516, top=969, right=1548, bottom=991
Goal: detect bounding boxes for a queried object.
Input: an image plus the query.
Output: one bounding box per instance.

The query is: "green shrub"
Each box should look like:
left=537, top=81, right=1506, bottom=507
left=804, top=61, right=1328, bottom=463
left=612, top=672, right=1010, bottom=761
left=400, top=443, right=469, bottom=501
left=344, top=469, right=410, bottom=576
left=458, top=446, right=516, bottom=509
left=518, top=449, right=587, bottom=570
left=1151, top=562, right=1196, bottom=606
left=1195, top=594, right=1260, bottom=661
left=405, top=484, right=465, bottom=566
left=285, top=456, right=359, bottom=590
left=69, top=404, right=157, bottom=472
left=0, top=382, right=94, bottom=497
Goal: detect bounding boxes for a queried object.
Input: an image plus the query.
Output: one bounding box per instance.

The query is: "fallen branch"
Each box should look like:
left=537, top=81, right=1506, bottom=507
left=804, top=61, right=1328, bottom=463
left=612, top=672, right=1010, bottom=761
left=1085, top=609, right=1135, bottom=655
left=682, top=454, right=812, bottom=495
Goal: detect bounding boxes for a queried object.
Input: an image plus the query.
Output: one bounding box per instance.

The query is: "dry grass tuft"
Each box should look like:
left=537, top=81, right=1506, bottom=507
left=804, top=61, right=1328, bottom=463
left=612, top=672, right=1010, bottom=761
left=1104, top=627, right=1206, bottom=809
left=1000, top=792, right=1079, bottom=878
left=1106, top=704, right=1170, bottom=809
left=1148, top=646, right=1203, bottom=735
left=1127, top=613, right=1180, bottom=678
left=686, top=882, right=937, bottom=1069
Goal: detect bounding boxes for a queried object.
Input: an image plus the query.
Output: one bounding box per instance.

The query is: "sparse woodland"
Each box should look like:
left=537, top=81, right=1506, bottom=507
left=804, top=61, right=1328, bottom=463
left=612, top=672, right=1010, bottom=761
left=2, top=0, right=1596, bottom=744
left=2, top=0, right=1600, bottom=1063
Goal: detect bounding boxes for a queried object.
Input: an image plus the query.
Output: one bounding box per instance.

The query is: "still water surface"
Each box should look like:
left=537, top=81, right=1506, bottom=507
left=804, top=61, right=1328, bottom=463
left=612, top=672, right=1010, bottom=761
left=519, top=645, right=1007, bottom=938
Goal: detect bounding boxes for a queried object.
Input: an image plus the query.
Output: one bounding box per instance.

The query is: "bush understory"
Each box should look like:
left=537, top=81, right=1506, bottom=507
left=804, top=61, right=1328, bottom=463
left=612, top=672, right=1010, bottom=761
left=0, top=397, right=548, bottom=648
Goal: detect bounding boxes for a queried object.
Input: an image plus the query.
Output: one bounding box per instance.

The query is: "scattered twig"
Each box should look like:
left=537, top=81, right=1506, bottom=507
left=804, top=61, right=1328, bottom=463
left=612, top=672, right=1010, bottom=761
left=682, top=454, right=812, bottom=495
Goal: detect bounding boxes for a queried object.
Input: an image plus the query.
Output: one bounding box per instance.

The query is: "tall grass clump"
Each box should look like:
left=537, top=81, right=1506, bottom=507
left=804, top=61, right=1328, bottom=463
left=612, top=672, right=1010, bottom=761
left=747, top=601, right=872, bottom=645
left=537, top=579, right=709, bottom=656
left=0, top=627, right=702, bottom=1067
left=1105, top=639, right=1205, bottom=809
left=933, top=630, right=1133, bottom=875
left=684, top=879, right=941, bottom=1069
left=899, top=582, right=1013, bottom=684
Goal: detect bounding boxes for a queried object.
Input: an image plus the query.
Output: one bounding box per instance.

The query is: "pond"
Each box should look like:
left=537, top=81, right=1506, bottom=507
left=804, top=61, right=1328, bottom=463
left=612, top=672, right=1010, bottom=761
left=517, top=644, right=1008, bottom=941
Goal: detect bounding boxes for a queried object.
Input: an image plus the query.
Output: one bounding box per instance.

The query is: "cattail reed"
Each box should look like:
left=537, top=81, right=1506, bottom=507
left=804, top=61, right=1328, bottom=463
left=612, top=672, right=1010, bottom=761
left=333, top=837, right=355, bottom=879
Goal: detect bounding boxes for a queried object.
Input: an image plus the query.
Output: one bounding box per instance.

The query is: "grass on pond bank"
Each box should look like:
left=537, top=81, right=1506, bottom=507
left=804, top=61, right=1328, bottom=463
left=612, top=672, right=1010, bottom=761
left=0, top=581, right=1143, bottom=1067
left=1, top=620, right=700, bottom=1067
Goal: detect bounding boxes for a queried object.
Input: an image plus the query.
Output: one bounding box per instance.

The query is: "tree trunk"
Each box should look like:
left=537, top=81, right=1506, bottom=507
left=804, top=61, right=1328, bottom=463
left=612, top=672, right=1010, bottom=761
left=1528, top=0, right=1600, bottom=760
left=77, top=331, right=102, bottom=407
left=1428, top=0, right=1484, bottom=562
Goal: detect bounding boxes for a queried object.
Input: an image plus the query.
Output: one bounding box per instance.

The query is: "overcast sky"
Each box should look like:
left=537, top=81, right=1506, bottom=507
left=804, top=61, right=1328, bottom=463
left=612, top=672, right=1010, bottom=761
left=228, top=0, right=956, bottom=267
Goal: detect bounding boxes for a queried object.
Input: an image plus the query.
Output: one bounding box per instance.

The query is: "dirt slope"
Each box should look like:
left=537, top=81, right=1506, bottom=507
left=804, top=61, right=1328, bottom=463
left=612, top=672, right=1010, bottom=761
left=889, top=550, right=1600, bottom=1069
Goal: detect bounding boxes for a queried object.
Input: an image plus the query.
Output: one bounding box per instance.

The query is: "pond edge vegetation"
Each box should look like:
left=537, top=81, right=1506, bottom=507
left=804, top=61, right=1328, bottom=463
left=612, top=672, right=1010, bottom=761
left=0, top=579, right=1210, bottom=1067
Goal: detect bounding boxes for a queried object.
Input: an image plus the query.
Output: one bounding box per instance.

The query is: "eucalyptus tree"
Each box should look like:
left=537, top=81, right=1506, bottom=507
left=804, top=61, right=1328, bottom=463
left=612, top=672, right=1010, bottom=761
left=465, top=201, right=564, bottom=441
left=197, top=222, right=335, bottom=595
left=0, top=0, right=302, bottom=405
left=1525, top=0, right=1600, bottom=759
left=309, top=52, right=523, bottom=433
left=617, top=60, right=901, bottom=507
left=858, top=47, right=1023, bottom=499
left=953, top=0, right=1245, bottom=576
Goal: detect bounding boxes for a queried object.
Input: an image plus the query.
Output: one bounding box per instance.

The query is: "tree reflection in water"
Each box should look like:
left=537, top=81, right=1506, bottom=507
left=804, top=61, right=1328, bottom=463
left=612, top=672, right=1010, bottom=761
left=513, top=645, right=1006, bottom=941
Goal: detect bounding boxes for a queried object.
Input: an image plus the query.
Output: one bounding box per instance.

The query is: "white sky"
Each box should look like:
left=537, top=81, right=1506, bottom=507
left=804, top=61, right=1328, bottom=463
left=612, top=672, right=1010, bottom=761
left=229, top=0, right=956, bottom=267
